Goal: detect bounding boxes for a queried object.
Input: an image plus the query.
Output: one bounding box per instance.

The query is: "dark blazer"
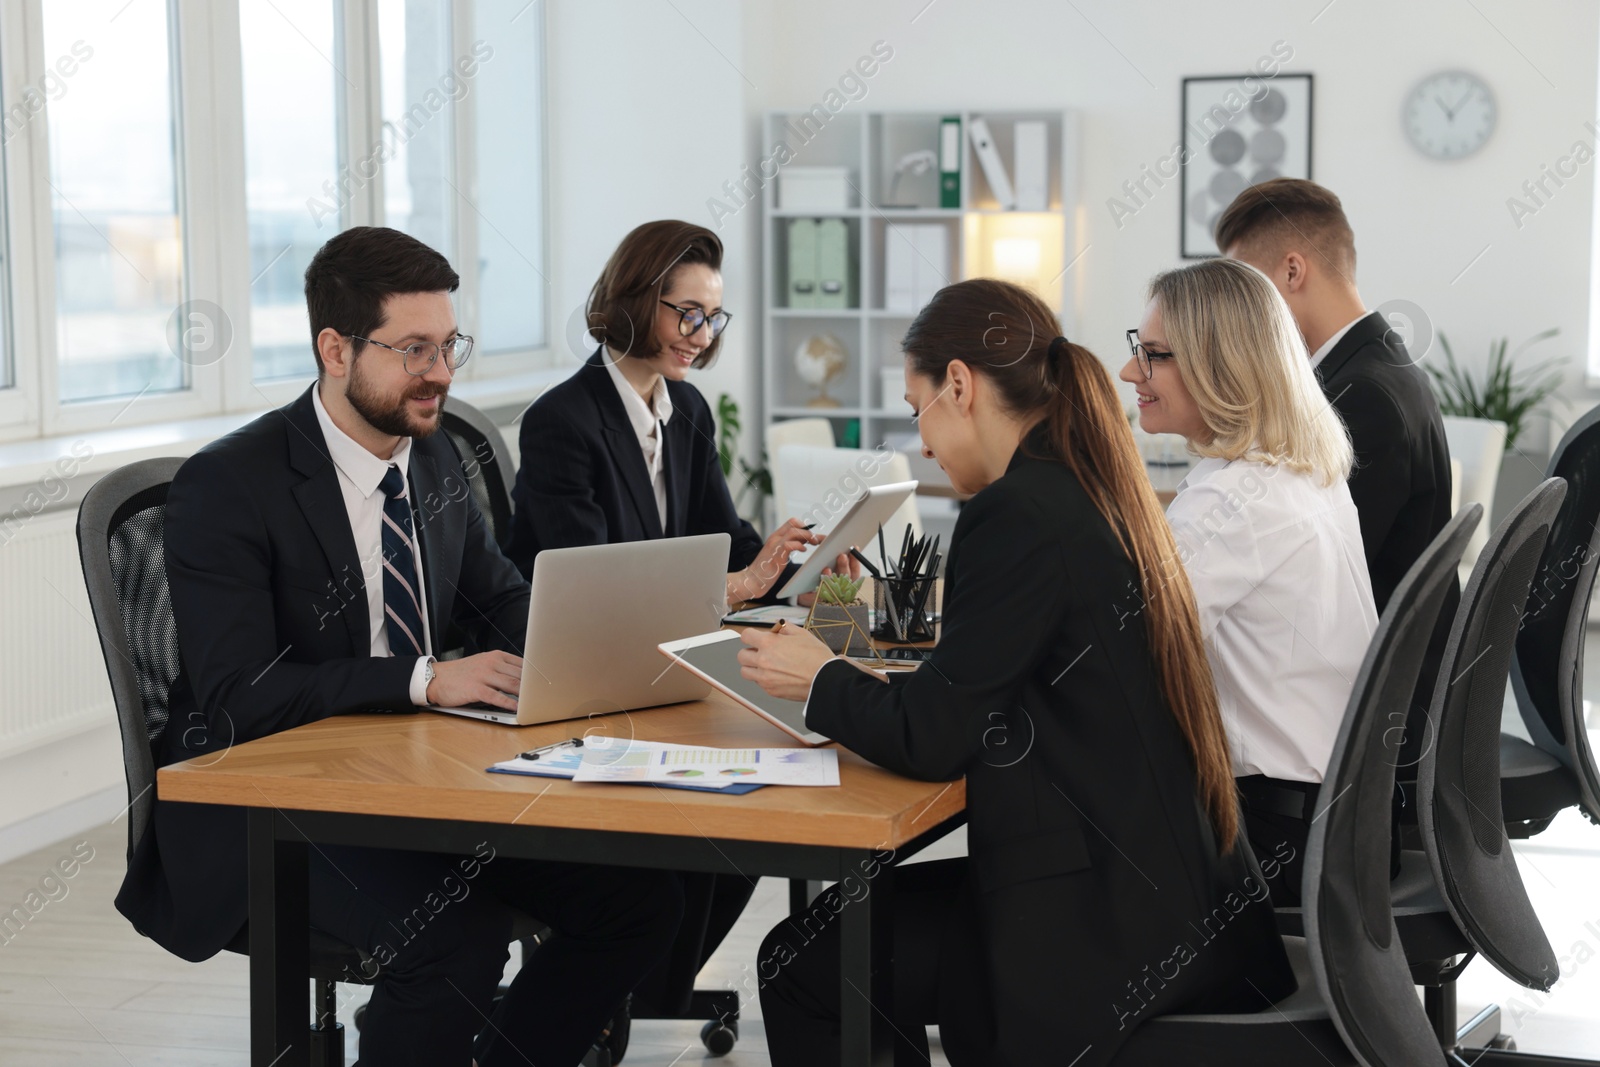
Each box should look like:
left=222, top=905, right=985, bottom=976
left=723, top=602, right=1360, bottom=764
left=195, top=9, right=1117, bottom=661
left=806, top=425, right=1296, bottom=1065
left=1317, top=311, right=1453, bottom=613
left=505, top=350, right=767, bottom=581
left=116, top=386, right=530, bottom=962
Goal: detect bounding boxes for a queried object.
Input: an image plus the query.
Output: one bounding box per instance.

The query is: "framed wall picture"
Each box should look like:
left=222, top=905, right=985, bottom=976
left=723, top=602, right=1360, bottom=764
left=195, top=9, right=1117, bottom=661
left=1180, top=73, right=1313, bottom=258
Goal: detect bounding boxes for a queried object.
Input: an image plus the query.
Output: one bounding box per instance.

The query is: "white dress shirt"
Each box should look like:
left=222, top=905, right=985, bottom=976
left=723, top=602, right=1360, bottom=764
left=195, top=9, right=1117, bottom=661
left=1167, top=455, right=1377, bottom=783
left=312, top=386, right=434, bottom=704
left=1309, top=313, right=1368, bottom=370
left=601, top=348, right=673, bottom=527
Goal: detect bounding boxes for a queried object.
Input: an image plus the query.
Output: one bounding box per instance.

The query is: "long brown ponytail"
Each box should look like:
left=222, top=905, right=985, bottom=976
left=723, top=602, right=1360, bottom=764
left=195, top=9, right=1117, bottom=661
left=902, top=278, right=1239, bottom=850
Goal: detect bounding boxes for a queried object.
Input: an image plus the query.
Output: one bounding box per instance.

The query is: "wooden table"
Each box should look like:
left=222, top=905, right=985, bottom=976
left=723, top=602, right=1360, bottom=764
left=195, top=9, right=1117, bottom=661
left=158, top=690, right=967, bottom=1067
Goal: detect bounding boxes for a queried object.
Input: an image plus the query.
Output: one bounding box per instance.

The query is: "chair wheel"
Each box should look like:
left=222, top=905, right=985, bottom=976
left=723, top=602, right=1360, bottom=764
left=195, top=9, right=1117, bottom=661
left=603, top=1002, right=631, bottom=1064
left=352, top=1004, right=366, bottom=1031
left=701, top=1019, right=738, bottom=1056
left=1489, top=1035, right=1517, bottom=1051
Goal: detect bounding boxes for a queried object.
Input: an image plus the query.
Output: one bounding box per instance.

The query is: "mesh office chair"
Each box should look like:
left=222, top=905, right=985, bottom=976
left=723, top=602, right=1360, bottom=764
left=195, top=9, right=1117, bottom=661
left=1507, top=404, right=1600, bottom=835
left=435, top=397, right=521, bottom=663
left=1412, top=479, right=1581, bottom=1066
left=77, top=458, right=364, bottom=1067
left=441, top=397, right=518, bottom=553
left=1110, top=504, right=1479, bottom=1066
left=79, top=457, right=582, bottom=1065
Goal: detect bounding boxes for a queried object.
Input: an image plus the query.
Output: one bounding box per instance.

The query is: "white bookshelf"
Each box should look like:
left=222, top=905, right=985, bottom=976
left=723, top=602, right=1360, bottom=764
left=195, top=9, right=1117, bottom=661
left=759, top=109, right=1081, bottom=455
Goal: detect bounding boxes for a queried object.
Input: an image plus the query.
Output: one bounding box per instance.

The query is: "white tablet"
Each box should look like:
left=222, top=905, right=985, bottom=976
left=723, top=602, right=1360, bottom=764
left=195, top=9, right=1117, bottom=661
left=658, top=630, right=832, bottom=746
left=777, top=480, right=918, bottom=599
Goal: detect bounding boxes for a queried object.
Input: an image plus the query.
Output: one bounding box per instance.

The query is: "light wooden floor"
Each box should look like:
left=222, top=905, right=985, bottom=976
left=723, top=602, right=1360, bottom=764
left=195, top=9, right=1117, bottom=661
left=0, top=818, right=962, bottom=1065
left=4, top=769, right=1600, bottom=1062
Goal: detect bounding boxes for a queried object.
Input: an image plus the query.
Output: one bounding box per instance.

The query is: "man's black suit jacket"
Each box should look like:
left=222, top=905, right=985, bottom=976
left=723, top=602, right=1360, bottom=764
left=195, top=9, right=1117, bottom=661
left=806, top=424, right=1296, bottom=1065
left=1317, top=311, right=1453, bottom=613
left=115, top=386, right=530, bottom=962
left=504, top=349, right=766, bottom=580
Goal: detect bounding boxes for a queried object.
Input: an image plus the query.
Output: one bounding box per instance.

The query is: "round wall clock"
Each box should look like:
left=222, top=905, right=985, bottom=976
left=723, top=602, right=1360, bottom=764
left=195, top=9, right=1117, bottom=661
left=1403, top=70, right=1496, bottom=160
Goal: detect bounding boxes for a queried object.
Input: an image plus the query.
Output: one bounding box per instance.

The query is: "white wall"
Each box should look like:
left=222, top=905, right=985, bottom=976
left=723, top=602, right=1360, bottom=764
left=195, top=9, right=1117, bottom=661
left=543, top=0, right=756, bottom=447
left=729, top=0, right=1600, bottom=454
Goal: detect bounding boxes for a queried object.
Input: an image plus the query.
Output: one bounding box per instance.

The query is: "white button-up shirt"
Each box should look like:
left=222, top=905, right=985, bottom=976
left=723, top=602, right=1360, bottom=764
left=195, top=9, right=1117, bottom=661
left=1309, top=313, right=1367, bottom=371
left=312, top=386, right=433, bottom=703
left=1166, top=455, right=1377, bottom=783
left=601, top=348, right=674, bottom=528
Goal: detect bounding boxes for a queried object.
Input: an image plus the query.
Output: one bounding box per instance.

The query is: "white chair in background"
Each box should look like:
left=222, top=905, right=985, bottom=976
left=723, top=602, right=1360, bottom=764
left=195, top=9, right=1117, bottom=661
left=773, top=443, right=921, bottom=575
left=764, top=418, right=835, bottom=524
left=1442, top=415, right=1507, bottom=582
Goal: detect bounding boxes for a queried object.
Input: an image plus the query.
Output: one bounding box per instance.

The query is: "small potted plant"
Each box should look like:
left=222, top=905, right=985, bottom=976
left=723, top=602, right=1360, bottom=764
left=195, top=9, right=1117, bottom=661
left=804, top=573, right=872, bottom=656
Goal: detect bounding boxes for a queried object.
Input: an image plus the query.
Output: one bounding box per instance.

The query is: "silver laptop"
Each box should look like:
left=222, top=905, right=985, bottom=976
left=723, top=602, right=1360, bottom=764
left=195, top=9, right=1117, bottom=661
left=431, top=533, right=729, bottom=725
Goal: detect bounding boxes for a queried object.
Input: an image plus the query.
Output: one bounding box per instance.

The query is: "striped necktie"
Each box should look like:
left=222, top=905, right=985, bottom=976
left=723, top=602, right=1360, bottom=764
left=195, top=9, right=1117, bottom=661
left=378, top=465, right=427, bottom=657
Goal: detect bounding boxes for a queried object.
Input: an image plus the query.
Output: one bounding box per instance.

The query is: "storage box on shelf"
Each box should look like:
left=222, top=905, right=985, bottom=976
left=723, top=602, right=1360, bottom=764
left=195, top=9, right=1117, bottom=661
left=760, top=109, right=1079, bottom=460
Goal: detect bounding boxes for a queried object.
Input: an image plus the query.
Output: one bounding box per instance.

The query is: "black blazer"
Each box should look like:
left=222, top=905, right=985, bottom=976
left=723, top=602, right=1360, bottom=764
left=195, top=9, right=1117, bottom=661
left=116, top=386, right=530, bottom=962
left=505, top=349, right=767, bottom=581
left=1318, top=311, right=1453, bottom=613
left=806, top=426, right=1295, bottom=1065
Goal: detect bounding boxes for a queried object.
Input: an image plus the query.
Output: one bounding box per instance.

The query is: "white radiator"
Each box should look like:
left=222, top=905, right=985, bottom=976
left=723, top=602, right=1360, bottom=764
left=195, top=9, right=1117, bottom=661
left=0, top=510, right=116, bottom=757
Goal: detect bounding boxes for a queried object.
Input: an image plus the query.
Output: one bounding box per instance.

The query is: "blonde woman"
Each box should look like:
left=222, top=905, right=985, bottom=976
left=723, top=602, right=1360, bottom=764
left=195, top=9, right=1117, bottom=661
left=1120, top=257, right=1377, bottom=905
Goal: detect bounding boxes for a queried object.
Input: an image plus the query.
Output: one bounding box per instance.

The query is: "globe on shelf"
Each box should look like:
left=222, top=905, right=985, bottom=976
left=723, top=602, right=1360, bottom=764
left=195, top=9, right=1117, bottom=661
left=795, top=332, right=848, bottom=408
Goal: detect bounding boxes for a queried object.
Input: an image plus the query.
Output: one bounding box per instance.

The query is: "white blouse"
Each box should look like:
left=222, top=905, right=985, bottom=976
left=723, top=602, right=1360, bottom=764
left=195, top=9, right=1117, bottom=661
left=601, top=348, right=674, bottom=527
left=1166, top=455, right=1378, bottom=783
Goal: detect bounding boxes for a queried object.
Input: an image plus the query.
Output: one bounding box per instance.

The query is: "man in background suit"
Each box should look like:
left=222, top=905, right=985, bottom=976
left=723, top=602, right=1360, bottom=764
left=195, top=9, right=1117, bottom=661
left=1217, top=179, right=1453, bottom=901
left=115, top=226, right=681, bottom=1067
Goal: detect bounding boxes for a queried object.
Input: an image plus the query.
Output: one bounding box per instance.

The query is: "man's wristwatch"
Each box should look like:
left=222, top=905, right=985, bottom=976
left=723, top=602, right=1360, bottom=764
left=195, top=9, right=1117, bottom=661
left=421, top=655, right=437, bottom=702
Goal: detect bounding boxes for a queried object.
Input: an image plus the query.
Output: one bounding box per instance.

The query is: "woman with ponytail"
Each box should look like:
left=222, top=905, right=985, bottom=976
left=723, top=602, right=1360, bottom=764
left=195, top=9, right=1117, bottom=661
left=1122, top=258, right=1377, bottom=906
left=739, top=278, right=1295, bottom=1066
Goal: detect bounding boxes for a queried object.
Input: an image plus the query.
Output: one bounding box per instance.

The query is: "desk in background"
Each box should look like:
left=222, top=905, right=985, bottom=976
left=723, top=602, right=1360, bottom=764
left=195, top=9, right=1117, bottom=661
left=915, top=457, right=1190, bottom=506
left=158, top=691, right=967, bottom=1067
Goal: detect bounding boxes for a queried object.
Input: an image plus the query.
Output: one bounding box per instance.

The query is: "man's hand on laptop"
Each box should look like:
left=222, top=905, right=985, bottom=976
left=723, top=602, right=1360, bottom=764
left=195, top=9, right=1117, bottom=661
left=423, top=651, right=523, bottom=709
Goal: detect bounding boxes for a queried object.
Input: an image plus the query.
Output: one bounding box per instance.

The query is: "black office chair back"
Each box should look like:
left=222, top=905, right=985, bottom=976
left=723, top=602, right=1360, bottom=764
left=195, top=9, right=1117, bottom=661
left=1511, top=404, right=1600, bottom=823
left=1418, top=478, right=1564, bottom=991
left=75, top=458, right=186, bottom=865
left=441, top=397, right=517, bottom=551
left=1304, top=505, right=1479, bottom=1067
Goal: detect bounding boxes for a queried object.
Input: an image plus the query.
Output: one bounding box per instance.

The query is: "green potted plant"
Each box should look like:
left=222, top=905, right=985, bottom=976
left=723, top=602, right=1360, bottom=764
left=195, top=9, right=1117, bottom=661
left=1426, top=328, right=1563, bottom=451
left=804, top=573, right=872, bottom=655
left=1427, top=328, right=1564, bottom=524
left=716, top=393, right=772, bottom=522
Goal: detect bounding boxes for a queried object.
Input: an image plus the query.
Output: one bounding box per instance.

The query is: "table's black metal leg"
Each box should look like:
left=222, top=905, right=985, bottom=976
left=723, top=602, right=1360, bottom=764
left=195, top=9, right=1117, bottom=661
left=788, top=878, right=821, bottom=915
left=250, top=808, right=309, bottom=1067
left=839, top=858, right=894, bottom=1067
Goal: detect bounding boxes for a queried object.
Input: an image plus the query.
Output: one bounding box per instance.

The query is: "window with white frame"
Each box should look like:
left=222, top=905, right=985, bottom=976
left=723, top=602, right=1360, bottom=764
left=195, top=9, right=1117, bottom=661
left=241, top=0, right=344, bottom=384
left=0, top=0, right=549, bottom=441
left=45, top=0, right=184, bottom=405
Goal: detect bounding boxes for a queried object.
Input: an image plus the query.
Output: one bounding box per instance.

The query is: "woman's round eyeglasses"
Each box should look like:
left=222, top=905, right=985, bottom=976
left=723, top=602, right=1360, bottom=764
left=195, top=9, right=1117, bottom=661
left=660, top=300, right=731, bottom=340
left=1125, top=328, right=1174, bottom=380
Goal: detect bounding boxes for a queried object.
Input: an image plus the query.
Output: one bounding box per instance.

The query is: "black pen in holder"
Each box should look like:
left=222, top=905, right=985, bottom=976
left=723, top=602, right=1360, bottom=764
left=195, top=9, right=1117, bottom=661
left=872, top=574, right=939, bottom=644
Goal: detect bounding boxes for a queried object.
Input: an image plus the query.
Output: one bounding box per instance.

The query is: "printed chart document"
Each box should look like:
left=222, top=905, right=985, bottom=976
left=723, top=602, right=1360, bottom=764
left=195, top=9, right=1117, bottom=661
left=488, top=739, right=755, bottom=793
left=572, top=738, right=840, bottom=787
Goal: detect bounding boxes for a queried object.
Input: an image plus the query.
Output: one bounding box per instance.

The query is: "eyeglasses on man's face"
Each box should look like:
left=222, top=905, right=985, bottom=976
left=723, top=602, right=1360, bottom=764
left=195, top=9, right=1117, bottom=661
left=350, top=333, right=475, bottom=376
left=660, top=300, right=731, bottom=340
left=1125, top=328, right=1175, bottom=380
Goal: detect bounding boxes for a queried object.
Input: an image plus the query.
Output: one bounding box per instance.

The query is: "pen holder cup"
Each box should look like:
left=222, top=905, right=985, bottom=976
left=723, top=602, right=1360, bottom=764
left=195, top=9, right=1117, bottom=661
left=872, top=576, right=939, bottom=644
left=804, top=602, right=874, bottom=656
